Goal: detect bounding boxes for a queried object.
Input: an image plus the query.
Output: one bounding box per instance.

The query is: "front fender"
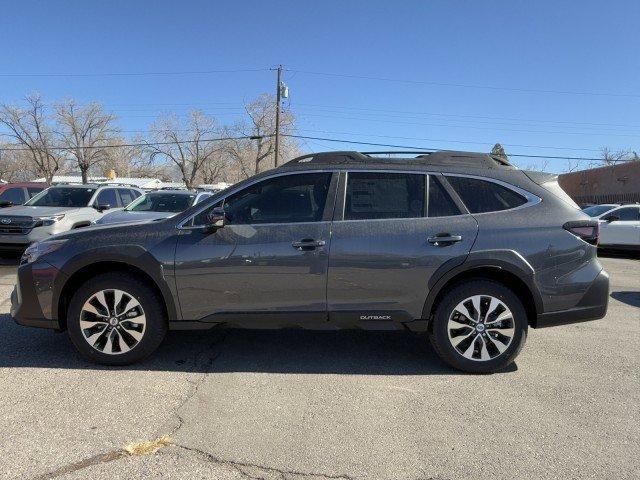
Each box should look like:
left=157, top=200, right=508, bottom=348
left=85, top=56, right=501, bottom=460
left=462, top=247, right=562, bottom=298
left=51, top=245, right=179, bottom=321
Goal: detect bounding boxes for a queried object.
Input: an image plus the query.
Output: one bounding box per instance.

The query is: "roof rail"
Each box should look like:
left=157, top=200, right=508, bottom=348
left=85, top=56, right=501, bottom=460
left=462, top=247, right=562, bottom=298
left=283, top=150, right=514, bottom=168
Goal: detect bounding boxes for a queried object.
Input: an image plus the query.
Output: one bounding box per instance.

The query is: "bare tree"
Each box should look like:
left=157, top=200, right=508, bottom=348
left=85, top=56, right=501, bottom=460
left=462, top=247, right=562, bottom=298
left=0, top=144, right=37, bottom=182
left=224, top=94, right=297, bottom=180
left=55, top=99, right=118, bottom=184
left=96, top=138, right=171, bottom=180
left=601, top=147, right=638, bottom=165
left=144, top=110, right=223, bottom=188
left=0, top=93, right=63, bottom=184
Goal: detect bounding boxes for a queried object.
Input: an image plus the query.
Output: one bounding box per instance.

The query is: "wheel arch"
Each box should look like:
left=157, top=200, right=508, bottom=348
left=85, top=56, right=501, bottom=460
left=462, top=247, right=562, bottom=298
left=55, top=256, right=178, bottom=330
left=422, top=253, right=542, bottom=328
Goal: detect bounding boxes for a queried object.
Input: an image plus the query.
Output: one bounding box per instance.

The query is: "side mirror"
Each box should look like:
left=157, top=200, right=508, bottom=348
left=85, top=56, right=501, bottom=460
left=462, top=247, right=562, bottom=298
left=95, top=203, right=111, bottom=212
left=205, top=206, right=227, bottom=230
left=603, top=214, right=619, bottom=223
left=0, top=200, right=13, bottom=208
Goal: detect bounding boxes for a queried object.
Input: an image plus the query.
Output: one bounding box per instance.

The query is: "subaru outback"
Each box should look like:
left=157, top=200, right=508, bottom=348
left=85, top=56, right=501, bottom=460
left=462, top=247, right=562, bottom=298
left=10, top=151, right=609, bottom=373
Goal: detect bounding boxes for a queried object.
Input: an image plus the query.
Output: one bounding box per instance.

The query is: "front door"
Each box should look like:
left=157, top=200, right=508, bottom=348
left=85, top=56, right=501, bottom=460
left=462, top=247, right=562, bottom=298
left=599, top=206, right=640, bottom=246
left=175, top=171, right=336, bottom=325
left=327, top=171, right=478, bottom=325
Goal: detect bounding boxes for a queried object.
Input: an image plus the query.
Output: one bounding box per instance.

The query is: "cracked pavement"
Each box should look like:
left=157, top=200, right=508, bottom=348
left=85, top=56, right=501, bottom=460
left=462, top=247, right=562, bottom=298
left=0, top=255, right=638, bottom=479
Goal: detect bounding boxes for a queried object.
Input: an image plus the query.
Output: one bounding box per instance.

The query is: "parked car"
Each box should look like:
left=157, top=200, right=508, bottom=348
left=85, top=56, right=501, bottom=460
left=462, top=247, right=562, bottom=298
left=581, top=204, right=619, bottom=218
left=596, top=204, right=640, bottom=251
left=96, top=190, right=213, bottom=225
left=0, top=182, right=45, bottom=208
left=0, top=183, right=142, bottom=254
left=10, top=150, right=609, bottom=373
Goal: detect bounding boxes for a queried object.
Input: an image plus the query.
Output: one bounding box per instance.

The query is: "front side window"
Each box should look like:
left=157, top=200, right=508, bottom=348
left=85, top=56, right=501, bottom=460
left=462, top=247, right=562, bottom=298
left=193, top=173, right=332, bottom=226
left=26, top=187, right=97, bottom=208
left=344, top=172, right=425, bottom=220
left=609, top=207, right=640, bottom=221
left=446, top=176, right=527, bottom=214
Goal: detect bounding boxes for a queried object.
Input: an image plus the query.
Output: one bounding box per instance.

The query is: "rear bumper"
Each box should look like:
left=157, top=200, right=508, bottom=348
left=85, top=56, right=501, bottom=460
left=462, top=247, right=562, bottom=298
left=533, top=269, right=609, bottom=328
left=10, top=260, right=63, bottom=330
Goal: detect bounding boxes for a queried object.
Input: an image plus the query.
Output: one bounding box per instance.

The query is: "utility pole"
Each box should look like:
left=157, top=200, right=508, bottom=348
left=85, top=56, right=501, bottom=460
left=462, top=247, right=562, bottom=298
left=274, top=65, right=282, bottom=167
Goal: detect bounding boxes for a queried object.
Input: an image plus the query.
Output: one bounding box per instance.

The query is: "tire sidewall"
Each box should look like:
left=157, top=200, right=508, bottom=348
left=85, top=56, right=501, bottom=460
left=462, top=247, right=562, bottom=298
left=430, top=280, right=528, bottom=373
left=67, top=273, right=167, bottom=365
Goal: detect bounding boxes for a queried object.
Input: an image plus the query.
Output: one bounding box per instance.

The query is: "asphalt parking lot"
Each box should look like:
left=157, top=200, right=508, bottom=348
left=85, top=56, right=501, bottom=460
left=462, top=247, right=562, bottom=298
left=0, top=254, right=638, bottom=480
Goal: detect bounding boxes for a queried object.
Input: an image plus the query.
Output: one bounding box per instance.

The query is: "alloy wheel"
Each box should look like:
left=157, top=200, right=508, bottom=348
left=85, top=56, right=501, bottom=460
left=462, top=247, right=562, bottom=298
left=79, top=289, right=146, bottom=355
left=447, top=295, right=515, bottom=361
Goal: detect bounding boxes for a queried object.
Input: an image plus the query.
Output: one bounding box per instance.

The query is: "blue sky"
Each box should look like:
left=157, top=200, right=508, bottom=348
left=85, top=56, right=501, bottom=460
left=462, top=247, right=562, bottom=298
left=1, top=0, right=638, bottom=172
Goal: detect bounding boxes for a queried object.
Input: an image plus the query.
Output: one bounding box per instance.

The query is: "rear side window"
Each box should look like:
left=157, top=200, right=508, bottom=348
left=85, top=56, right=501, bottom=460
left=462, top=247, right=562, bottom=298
left=95, top=188, right=119, bottom=208
left=27, top=187, right=43, bottom=198
left=446, top=176, right=527, bottom=213
left=345, top=172, right=425, bottom=220
left=118, top=188, right=136, bottom=206
left=428, top=176, right=461, bottom=217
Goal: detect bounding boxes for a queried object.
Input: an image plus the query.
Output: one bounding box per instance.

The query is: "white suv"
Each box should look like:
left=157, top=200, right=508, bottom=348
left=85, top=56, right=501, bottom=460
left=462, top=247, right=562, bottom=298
left=0, top=184, right=142, bottom=254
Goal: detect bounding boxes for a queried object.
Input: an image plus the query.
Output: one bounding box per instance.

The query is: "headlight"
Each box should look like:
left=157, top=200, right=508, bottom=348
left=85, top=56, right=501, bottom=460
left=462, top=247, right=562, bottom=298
left=21, top=239, right=68, bottom=265
left=35, top=214, right=65, bottom=227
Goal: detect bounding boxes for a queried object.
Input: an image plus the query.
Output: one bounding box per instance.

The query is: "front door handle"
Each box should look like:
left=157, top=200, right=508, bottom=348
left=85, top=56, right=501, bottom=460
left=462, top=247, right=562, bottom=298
left=292, top=238, right=326, bottom=251
left=427, top=233, right=463, bottom=246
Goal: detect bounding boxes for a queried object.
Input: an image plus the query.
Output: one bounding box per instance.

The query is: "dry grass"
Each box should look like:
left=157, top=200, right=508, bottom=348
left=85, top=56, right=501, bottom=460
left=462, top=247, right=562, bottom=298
left=122, top=435, right=172, bottom=456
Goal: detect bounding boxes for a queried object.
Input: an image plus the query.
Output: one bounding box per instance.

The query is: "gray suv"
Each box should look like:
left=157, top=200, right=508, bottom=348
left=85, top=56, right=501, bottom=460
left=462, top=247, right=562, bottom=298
left=10, top=151, right=609, bottom=373
left=0, top=183, right=142, bottom=254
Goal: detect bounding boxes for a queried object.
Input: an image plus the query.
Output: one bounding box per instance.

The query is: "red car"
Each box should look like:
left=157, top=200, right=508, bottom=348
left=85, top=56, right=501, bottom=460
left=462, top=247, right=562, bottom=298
left=0, top=182, right=45, bottom=207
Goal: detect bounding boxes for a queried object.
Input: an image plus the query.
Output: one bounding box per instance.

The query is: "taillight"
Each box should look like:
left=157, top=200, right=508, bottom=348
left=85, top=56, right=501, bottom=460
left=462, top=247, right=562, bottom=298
left=563, top=220, right=599, bottom=245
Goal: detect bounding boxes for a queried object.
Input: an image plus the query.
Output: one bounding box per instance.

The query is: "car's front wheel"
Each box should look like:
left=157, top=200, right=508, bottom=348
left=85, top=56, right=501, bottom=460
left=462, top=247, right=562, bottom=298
left=428, top=280, right=528, bottom=373
left=67, top=272, right=167, bottom=365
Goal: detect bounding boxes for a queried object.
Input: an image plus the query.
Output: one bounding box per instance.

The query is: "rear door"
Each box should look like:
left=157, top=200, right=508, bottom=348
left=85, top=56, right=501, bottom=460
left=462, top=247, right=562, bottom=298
left=599, top=206, right=640, bottom=246
left=327, top=171, right=478, bottom=325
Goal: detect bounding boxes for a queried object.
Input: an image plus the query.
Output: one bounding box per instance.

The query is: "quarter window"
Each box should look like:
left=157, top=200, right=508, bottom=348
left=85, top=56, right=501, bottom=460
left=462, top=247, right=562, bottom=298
left=344, top=172, right=425, bottom=220
left=446, top=176, right=527, bottom=213
left=193, top=173, right=332, bottom=226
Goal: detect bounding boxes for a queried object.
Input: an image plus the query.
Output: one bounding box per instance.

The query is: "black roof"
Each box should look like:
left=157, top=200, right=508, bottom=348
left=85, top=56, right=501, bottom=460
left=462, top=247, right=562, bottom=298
left=281, top=150, right=514, bottom=170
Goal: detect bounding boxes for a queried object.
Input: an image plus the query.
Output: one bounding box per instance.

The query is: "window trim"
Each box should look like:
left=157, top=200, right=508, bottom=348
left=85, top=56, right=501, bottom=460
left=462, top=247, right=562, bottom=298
left=177, top=170, right=338, bottom=229
left=442, top=173, right=541, bottom=215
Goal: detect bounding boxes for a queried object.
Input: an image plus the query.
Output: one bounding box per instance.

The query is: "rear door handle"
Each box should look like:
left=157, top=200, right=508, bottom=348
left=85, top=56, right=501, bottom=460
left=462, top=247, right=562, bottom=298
left=427, top=233, right=462, bottom=246
left=292, top=238, right=326, bottom=250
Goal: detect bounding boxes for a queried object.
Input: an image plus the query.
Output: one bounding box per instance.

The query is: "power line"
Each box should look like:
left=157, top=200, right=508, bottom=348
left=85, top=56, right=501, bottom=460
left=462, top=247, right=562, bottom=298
left=281, top=134, right=615, bottom=162
left=290, top=70, right=640, bottom=98
left=0, top=68, right=270, bottom=78
left=0, top=134, right=273, bottom=152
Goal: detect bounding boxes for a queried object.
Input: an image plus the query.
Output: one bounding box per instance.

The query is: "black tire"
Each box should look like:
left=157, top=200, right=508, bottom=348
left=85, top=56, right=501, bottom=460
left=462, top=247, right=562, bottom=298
left=67, top=272, right=167, bottom=365
left=428, top=280, right=528, bottom=374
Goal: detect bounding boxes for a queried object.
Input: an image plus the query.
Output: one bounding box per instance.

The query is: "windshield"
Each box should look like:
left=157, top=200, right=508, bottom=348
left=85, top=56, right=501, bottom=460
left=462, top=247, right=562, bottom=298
left=582, top=205, right=616, bottom=217
left=25, top=187, right=96, bottom=208
left=125, top=192, right=195, bottom=213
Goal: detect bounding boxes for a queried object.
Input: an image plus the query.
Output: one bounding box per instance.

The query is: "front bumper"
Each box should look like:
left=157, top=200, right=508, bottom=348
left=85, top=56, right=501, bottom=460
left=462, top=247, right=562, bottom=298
left=533, top=269, right=609, bottom=328
left=10, top=260, right=64, bottom=330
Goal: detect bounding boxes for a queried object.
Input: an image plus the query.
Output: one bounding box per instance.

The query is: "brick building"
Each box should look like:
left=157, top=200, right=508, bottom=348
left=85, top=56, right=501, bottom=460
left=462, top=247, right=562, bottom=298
left=558, top=161, right=640, bottom=206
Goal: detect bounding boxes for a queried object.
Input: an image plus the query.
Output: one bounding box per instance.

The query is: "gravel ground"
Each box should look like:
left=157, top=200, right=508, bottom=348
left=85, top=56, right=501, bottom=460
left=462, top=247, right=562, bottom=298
left=0, top=255, right=638, bottom=480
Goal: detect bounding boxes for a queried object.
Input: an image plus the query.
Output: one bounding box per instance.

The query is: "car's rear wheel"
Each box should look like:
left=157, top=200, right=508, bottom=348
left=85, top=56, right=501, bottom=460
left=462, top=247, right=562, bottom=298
left=428, top=280, right=528, bottom=373
left=67, top=272, right=167, bottom=365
